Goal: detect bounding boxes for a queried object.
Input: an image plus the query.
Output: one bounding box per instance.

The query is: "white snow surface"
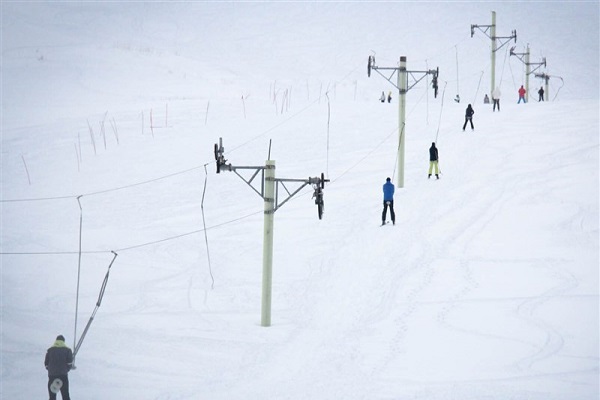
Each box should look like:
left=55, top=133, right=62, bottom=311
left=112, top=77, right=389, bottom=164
left=1, top=2, right=599, bottom=399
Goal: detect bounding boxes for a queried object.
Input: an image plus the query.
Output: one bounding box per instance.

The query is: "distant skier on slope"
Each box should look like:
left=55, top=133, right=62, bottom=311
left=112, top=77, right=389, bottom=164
left=538, top=86, right=545, bottom=102
left=382, top=177, right=395, bottom=226
left=428, top=142, right=439, bottom=179
left=492, top=86, right=501, bottom=112
left=462, top=104, right=475, bottom=131
left=518, top=85, right=527, bottom=103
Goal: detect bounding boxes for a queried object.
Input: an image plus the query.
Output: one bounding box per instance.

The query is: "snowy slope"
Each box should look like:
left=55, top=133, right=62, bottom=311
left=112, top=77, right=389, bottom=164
left=1, top=2, right=599, bottom=400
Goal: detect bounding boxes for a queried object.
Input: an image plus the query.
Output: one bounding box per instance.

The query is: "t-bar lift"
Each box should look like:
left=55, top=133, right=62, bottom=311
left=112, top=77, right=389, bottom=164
left=471, top=11, right=517, bottom=96
left=367, top=54, right=439, bottom=188
left=510, top=44, right=547, bottom=102
left=214, top=138, right=329, bottom=326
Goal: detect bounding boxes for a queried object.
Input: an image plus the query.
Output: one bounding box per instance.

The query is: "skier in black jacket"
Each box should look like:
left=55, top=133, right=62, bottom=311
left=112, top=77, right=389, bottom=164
left=538, top=86, right=545, bottom=102
left=462, top=104, right=475, bottom=131
left=428, top=142, right=439, bottom=179
left=45, top=335, right=73, bottom=400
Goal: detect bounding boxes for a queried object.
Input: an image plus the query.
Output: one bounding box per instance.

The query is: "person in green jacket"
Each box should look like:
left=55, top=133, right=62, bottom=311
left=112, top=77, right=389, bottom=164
left=45, top=335, right=73, bottom=400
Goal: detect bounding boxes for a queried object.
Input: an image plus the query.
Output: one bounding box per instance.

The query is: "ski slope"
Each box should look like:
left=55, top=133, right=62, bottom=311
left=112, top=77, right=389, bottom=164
left=1, top=2, right=599, bottom=399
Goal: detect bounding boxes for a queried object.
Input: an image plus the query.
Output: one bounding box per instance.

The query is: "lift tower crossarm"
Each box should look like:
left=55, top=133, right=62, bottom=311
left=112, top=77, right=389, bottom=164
left=407, top=69, right=439, bottom=92
left=370, top=66, right=400, bottom=91
left=274, top=176, right=329, bottom=212
left=471, top=25, right=517, bottom=53
left=218, top=164, right=328, bottom=214
left=225, top=165, right=266, bottom=198
left=370, top=65, right=438, bottom=93
left=510, top=47, right=547, bottom=76
left=471, top=23, right=493, bottom=37
left=494, top=31, right=518, bottom=53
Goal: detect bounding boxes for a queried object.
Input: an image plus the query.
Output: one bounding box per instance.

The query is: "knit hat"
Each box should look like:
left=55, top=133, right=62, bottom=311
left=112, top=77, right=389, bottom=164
left=56, top=335, right=65, bottom=342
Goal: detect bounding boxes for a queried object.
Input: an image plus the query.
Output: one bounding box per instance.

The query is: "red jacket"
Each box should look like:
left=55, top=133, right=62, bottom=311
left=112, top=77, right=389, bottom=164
left=518, top=87, right=526, bottom=97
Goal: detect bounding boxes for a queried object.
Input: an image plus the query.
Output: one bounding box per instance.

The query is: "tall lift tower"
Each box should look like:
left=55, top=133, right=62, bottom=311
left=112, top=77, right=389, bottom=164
left=367, top=55, right=439, bottom=188
left=471, top=11, right=517, bottom=96
left=214, top=138, right=329, bottom=327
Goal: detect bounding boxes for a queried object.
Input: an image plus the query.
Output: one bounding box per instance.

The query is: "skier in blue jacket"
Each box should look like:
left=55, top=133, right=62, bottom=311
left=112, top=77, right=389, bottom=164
left=382, top=177, right=395, bottom=225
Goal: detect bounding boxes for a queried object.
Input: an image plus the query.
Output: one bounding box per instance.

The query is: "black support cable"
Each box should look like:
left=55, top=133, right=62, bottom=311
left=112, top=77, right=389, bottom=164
left=435, top=81, right=448, bottom=143
left=201, top=164, right=215, bottom=289
left=73, top=251, right=118, bottom=359
left=73, top=196, right=83, bottom=353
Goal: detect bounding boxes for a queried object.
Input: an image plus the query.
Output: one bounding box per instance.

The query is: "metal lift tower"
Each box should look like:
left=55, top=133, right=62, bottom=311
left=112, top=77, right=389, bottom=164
left=367, top=55, right=439, bottom=188
left=214, top=138, right=329, bottom=327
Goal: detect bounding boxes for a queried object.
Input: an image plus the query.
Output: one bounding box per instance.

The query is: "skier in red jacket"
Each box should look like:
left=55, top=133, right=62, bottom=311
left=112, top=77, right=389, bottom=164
left=518, top=85, right=527, bottom=104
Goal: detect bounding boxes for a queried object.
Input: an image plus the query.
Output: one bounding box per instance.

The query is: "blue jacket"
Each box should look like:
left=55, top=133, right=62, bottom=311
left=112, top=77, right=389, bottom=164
left=383, top=181, right=395, bottom=201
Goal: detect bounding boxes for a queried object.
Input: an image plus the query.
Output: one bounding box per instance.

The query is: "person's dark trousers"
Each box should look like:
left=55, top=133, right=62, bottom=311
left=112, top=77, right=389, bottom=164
left=493, top=99, right=500, bottom=111
left=382, top=200, right=395, bottom=224
left=48, top=375, right=70, bottom=400
left=462, top=117, right=474, bottom=130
